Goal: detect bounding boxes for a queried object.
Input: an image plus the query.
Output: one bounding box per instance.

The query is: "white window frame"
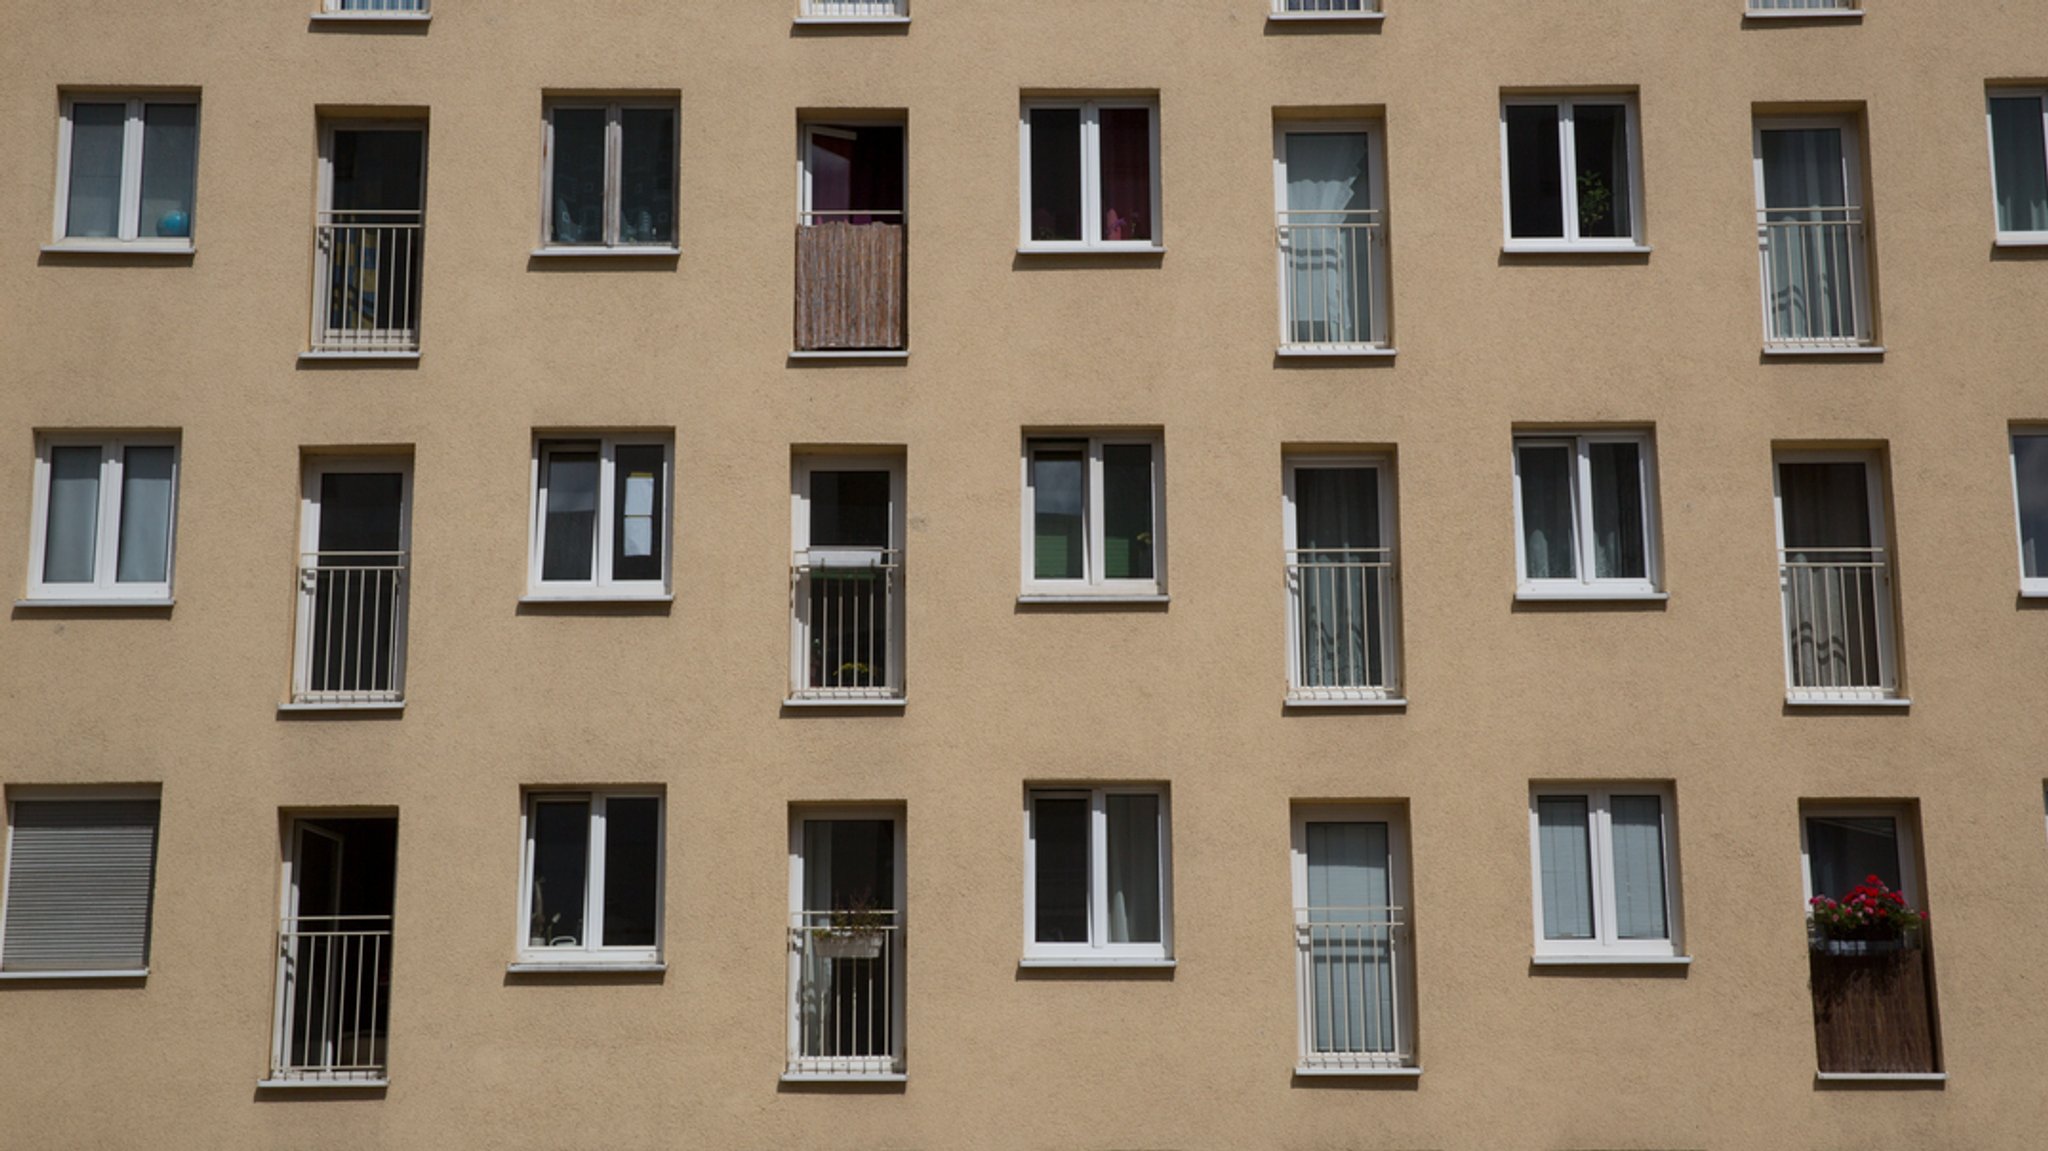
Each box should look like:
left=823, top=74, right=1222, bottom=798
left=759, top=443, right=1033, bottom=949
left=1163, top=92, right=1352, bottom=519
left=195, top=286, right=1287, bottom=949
left=1289, top=802, right=1415, bottom=1072
left=0, top=786, right=162, bottom=980
left=1986, top=89, right=2048, bottom=247
left=1498, top=94, right=1646, bottom=252
left=786, top=804, right=906, bottom=1079
left=526, top=435, right=673, bottom=600
left=1017, top=98, right=1163, bottom=253
left=1772, top=449, right=1898, bottom=702
left=1751, top=116, right=1872, bottom=349
left=315, top=0, right=431, bottom=21
left=789, top=452, right=907, bottom=702
left=1527, top=784, right=1683, bottom=961
left=294, top=454, right=413, bottom=706
left=1019, top=433, right=1166, bottom=599
left=25, top=433, right=180, bottom=603
left=537, top=99, right=680, bottom=254
left=1022, top=786, right=1173, bottom=965
left=1281, top=453, right=1401, bottom=702
left=1272, top=120, right=1391, bottom=352
left=1510, top=431, right=1662, bottom=600
left=515, top=790, right=664, bottom=967
left=2011, top=427, right=2048, bottom=597
left=1798, top=803, right=1921, bottom=912
left=50, top=93, right=199, bottom=251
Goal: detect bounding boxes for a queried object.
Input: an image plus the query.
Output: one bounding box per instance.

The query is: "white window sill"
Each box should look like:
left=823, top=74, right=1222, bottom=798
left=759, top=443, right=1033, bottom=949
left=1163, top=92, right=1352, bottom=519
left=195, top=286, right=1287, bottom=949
left=1993, top=235, right=2048, bottom=249
left=309, top=11, right=429, bottom=22
left=2019, top=588, right=2048, bottom=600
left=1285, top=696, right=1406, bottom=709
left=1015, top=243, right=1165, bottom=256
left=779, top=1072, right=908, bottom=1083
left=1785, top=696, right=1909, bottom=708
left=507, top=961, right=665, bottom=974
left=1515, top=588, right=1667, bottom=603
left=1267, top=11, right=1386, bottom=22
left=278, top=701, right=407, bottom=713
left=1018, top=957, right=1176, bottom=969
left=1294, top=1065, right=1421, bottom=1078
left=783, top=697, right=907, bottom=709
left=299, top=350, right=422, bottom=362
left=788, top=349, right=910, bottom=360
left=1816, top=1072, right=1946, bottom=1083
left=14, top=597, right=174, bottom=609
left=1763, top=345, right=1885, bottom=357
left=518, top=592, right=673, bottom=605
left=1745, top=7, right=1861, bottom=18
left=1017, top=593, right=1170, bottom=605
left=529, top=245, right=678, bottom=258
left=793, top=15, right=910, bottom=25
left=1502, top=242, right=1653, bottom=256
left=257, top=1078, right=390, bottom=1089
left=1277, top=345, right=1397, bottom=358
left=1530, top=954, right=1691, bottom=967
left=41, top=242, right=195, bottom=256
left=0, top=968, right=148, bottom=981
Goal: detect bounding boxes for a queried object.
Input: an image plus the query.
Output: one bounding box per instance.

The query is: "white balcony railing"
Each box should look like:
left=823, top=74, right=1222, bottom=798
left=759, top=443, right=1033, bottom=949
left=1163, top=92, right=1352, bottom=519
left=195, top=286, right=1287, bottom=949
left=271, top=915, right=392, bottom=1083
left=1272, top=0, right=1383, bottom=15
left=1781, top=547, right=1895, bottom=699
left=1296, top=906, right=1410, bottom=1071
left=795, top=212, right=907, bottom=352
left=1758, top=206, right=1872, bottom=349
left=313, top=209, right=423, bottom=354
left=799, top=0, right=906, bottom=17
left=293, top=551, right=407, bottom=706
left=792, top=550, right=900, bottom=701
left=1277, top=210, right=1386, bottom=351
left=325, top=0, right=428, bottom=11
left=1747, top=0, right=1859, bottom=12
left=788, top=911, right=903, bottom=1077
left=1286, top=548, right=1397, bottom=701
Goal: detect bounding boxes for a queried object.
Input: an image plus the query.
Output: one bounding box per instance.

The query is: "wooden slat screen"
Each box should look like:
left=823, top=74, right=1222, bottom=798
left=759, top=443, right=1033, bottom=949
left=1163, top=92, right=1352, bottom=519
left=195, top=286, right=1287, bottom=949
left=796, top=222, right=906, bottom=351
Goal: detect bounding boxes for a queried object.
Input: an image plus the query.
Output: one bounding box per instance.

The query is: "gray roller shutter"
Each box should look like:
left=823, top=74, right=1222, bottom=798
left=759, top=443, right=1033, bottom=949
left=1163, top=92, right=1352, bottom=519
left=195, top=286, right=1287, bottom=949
left=2, top=799, right=160, bottom=972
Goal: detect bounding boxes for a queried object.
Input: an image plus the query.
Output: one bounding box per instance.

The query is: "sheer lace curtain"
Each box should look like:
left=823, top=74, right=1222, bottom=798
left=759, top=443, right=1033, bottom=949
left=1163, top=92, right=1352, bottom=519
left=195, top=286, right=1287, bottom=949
left=1284, top=133, right=1372, bottom=344
left=1294, top=467, right=1383, bottom=687
left=1760, top=127, right=1854, bottom=340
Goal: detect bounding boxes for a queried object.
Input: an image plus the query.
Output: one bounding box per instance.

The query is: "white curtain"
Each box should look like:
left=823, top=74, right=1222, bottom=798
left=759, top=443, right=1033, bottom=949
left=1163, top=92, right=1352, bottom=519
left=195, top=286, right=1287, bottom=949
left=1306, top=822, right=1395, bottom=1054
left=1106, top=795, right=1161, bottom=944
left=1610, top=796, right=1668, bottom=940
left=66, top=104, right=125, bottom=239
left=116, top=446, right=174, bottom=584
left=1294, top=467, right=1383, bottom=689
left=1284, top=133, right=1372, bottom=344
left=1518, top=446, right=1578, bottom=580
left=44, top=446, right=102, bottom=583
left=1761, top=128, right=1855, bottom=342
left=1991, top=98, right=2048, bottom=233
left=1537, top=797, right=1594, bottom=940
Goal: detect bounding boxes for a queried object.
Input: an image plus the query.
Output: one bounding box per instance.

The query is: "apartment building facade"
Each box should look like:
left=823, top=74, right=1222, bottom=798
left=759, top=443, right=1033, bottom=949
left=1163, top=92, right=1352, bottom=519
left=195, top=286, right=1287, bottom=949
left=4, top=0, right=2048, bottom=1146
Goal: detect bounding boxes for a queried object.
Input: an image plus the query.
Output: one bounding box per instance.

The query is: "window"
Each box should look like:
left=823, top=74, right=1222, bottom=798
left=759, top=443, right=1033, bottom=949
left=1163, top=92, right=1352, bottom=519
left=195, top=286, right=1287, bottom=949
left=270, top=815, right=396, bottom=1084
left=1024, top=787, right=1171, bottom=964
left=1512, top=432, right=1659, bottom=598
left=798, top=0, right=907, bottom=20
left=27, top=434, right=179, bottom=603
left=1274, top=122, right=1390, bottom=351
left=1022, top=434, right=1164, bottom=598
left=1500, top=95, right=1642, bottom=249
left=313, top=121, right=426, bottom=355
left=52, top=94, right=197, bottom=249
left=788, top=807, right=904, bottom=1079
left=293, top=455, right=412, bottom=706
left=519, top=792, right=662, bottom=966
left=796, top=121, right=908, bottom=353
left=2012, top=430, right=2048, bottom=595
left=1988, top=90, right=2048, bottom=244
left=318, top=0, right=430, bottom=16
left=1, top=791, right=160, bottom=976
left=528, top=436, right=671, bottom=599
left=540, top=100, right=677, bottom=252
left=1271, top=0, right=1382, bottom=17
left=1283, top=455, right=1400, bottom=702
left=1528, top=785, right=1681, bottom=961
left=1754, top=116, right=1874, bottom=350
left=1799, top=804, right=1939, bottom=1076
left=1747, top=0, right=1860, bottom=14
left=1290, top=804, right=1414, bottom=1072
left=1774, top=451, right=1898, bottom=702
left=1019, top=98, right=1161, bottom=250
left=790, top=453, right=906, bottom=702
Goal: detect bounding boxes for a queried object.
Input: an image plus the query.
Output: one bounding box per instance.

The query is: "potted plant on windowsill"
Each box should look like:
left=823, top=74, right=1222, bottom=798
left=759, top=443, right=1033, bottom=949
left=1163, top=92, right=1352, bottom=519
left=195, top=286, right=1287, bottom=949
left=812, top=898, right=892, bottom=960
left=1808, top=876, right=1928, bottom=955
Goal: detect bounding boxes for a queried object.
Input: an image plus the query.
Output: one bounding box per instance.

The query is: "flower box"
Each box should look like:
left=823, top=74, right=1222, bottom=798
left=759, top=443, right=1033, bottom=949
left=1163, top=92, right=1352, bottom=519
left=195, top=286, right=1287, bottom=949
left=813, top=931, right=885, bottom=961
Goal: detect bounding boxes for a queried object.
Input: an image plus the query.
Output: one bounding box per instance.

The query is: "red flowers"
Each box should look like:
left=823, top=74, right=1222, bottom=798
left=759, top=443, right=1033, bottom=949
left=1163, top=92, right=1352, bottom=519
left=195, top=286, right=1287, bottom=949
left=1808, top=875, right=1928, bottom=942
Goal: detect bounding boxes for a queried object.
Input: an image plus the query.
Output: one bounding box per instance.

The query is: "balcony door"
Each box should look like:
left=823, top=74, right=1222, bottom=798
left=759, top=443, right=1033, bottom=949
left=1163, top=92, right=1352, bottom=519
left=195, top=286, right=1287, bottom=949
left=797, top=123, right=906, bottom=351
left=1291, top=805, right=1413, bottom=1071
left=788, top=810, right=905, bottom=1078
left=271, top=816, right=397, bottom=1084
left=316, top=123, right=426, bottom=351
left=1775, top=454, right=1895, bottom=698
left=296, top=457, right=411, bottom=704
left=1275, top=124, right=1384, bottom=350
left=1283, top=457, right=1397, bottom=701
left=1755, top=119, right=1869, bottom=347
left=790, top=455, right=905, bottom=701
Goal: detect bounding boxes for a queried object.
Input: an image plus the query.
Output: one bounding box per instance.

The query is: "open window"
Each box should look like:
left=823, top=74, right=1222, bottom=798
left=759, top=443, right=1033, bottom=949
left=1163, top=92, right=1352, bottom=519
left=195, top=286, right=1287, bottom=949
left=796, top=120, right=907, bottom=353
left=267, top=815, right=397, bottom=1086
left=1800, top=805, right=1941, bottom=1077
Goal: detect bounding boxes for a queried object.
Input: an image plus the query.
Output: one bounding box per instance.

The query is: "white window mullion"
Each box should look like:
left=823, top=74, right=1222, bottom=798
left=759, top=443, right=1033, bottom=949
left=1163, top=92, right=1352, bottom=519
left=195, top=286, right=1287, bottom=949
left=1089, top=792, right=1110, bottom=949
left=118, top=101, right=145, bottom=241
left=93, top=446, right=125, bottom=590
left=594, top=444, right=618, bottom=587
left=1557, top=103, right=1581, bottom=244
left=604, top=106, right=623, bottom=247
left=1573, top=439, right=1597, bottom=586
left=1085, top=443, right=1105, bottom=586
left=1590, top=793, right=1619, bottom=949
left=1081, top=105, right=1102, bottom=246
left=585, top=797, right=609, bottom=953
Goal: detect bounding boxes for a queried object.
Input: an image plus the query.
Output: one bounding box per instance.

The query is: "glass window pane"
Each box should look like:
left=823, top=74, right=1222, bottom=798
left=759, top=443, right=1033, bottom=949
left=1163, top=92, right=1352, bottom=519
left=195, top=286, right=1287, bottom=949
left=530, top=801, right=591, bottom=947
left=1028, top=108, right=1082, bottom=242
left=1610, top=796, right=1669, bottom=940
left=809, top=470, right=891, bottom=548
left=2016, top=435, right=2048, bottom=579
left=601, top=798, right=660, bottom=949
left=1805, top=815, right=1901, bottom=902
left=610, top=445, right=664, bottom=582
left=540, top=450, right=599, bottom=581
left=1304, top=821, right=1394, bottom=1056
left=1778, top=462, right=1872, bottom=551
left=1105, top=794, right=1161, bottom=944
left=1097, top=107, right=1153, bottom=242
left=1032, top=797, right=1089, bottom=942
left=66, top=104, right=126, bottom=239
left=1991, top=97, right=2048, bottom=234
left=804, top=819, right=894, bottom=911
left=1031, top=449, right=1084, bottom=580
left=138, top=104, right=197, bottom=239
left=618, top=108, right=676, bottom=244
left=549, top=108, right=607, bottom=245
left=43, top=446, right=103, bottom=583
left=1572, top=104, right=1631, bottom=239
left=1537, top=797, right=1595, bottom=940
left=115, top=446, right=174, bottom=584
left=1505, top=104, right=1565, bottom=239
left=315, top=472, right=404, bottom=553
left=1517, top=445, right=1578, bottom=580
left=1588, top=441, right=1647, bottom=580
left=1760, top=128, right=1847, bottom=210
left=1101, top=444, right=1154, bottom=580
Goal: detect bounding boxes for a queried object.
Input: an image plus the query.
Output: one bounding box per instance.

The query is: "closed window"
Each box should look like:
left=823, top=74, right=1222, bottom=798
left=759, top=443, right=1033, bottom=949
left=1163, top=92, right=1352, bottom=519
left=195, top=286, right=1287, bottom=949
left=1512, top=432, right=1659, bottom=598
left=529, top=437, right=672, bottom=598
left=1284, top=454, right=1400, bottom=701
left=1020, top=99, right=1161, bottom=250
left=542, top=100, right=678, bottom=250
left=1291, top=803, right=1415, bottom=1071
left=1022, top=434, right=1164, bottom=597
left=1025, top=787, right=1171, bottom=963
left=2012, top=430, right=2048, bottom=595
left=1, top=793, right=161, bottom=975
left=54, top=94, right=198, bottom=248
left=1500, top=95, right=1642, bottom=248
left=1990, top=91, right=2048, bottom=243
left=28, top=434, right=179, bottom=602
left=520, top=792, right=663, bottom=964
left=1529, top=785, right=1681, bottom=960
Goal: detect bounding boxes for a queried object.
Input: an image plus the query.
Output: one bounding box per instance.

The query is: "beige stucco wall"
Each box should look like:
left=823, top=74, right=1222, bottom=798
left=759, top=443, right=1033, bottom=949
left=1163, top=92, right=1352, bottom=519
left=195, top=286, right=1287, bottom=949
left=3, top=1, right=2048, bottom=1147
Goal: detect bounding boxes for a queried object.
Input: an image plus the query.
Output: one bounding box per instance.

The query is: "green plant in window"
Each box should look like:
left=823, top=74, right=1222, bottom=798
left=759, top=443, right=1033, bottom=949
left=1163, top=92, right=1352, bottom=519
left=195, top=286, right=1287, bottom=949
left=1578, top=169, right=1612, bottom=232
